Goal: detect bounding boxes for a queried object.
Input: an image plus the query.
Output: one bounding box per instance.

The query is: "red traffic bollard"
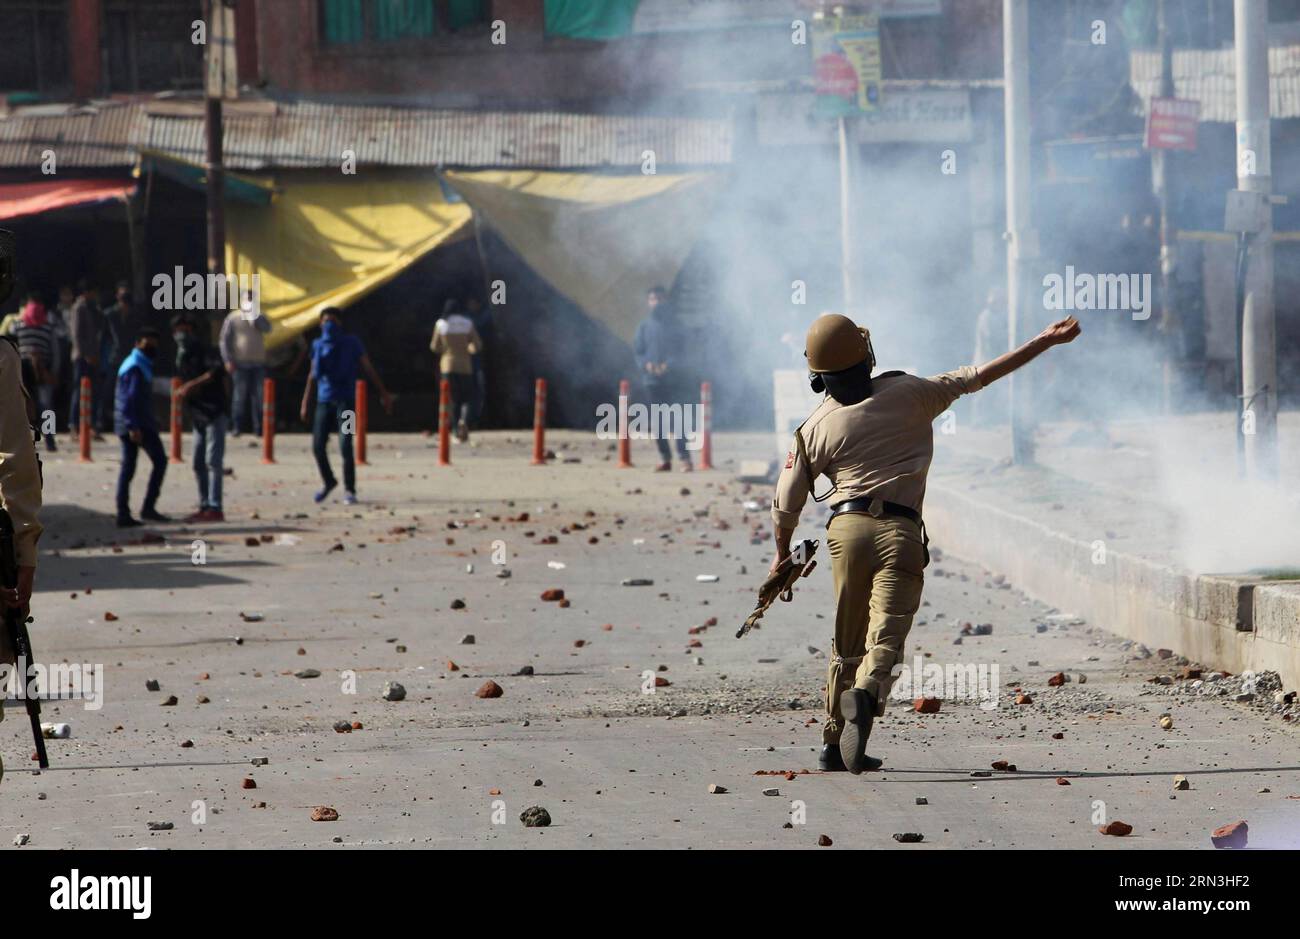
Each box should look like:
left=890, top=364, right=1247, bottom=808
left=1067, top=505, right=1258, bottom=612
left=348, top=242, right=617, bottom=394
left=355, top=379, right=369, bottom=466
left=169, top=377, right=184, bottom=463
left=616, top=379, right=633, bottom=469
left=261, top=377, right=276, bottom=465
left=78, top=376, right=92, bottom=463
left=531, top=378, right=547, bottom=465
left=699, top=380, right=714, bottom=471
left=438, top=378, right=451, bottom=466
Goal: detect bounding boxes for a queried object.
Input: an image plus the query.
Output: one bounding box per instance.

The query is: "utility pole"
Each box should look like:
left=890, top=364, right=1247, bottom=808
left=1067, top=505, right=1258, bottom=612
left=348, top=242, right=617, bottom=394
left=203, top=0, right=228, bottom=332
left=1233, top=0, right=1278, bottom=478
left=839, top=114, right=856, bottom=314
left=1154, top=0, right=1176, bottom=414
left=1003, top=0, right=1035, bottom=464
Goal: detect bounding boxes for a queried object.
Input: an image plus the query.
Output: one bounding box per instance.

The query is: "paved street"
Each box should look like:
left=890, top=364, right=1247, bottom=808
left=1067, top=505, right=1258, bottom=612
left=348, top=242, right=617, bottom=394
left=2, top=431, right=1296, bottom=849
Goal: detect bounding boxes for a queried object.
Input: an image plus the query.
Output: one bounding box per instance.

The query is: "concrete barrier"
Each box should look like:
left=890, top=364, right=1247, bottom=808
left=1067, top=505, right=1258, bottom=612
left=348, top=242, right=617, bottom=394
left=926, top=482, right=1300, bottom=689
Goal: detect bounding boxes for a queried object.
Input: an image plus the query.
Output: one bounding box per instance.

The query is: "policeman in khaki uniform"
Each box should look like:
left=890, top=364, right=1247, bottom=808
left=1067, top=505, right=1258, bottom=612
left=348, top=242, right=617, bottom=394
left=771, top=311, right=1080, bottom=773
left=0, top=229, right=45, bottom=784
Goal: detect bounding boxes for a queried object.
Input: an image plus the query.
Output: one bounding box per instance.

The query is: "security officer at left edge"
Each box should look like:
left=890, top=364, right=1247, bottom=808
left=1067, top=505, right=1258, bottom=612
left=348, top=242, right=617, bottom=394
left=0, top=228, right=46, bottom=785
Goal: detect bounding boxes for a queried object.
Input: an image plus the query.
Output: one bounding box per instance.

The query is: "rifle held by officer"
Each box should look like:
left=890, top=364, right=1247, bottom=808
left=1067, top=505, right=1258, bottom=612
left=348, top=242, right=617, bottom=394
left=736, top=538, right=818, bottom=639
left=1, top=509, right=48, bottom=769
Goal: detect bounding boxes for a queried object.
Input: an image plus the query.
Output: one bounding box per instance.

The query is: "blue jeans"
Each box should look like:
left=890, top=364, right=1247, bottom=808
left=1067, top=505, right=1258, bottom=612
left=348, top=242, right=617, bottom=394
left=192, top=415, right=227, bottom=511
left=116, top=429, right=167, bottom=519
left=312, top=398, right=355, bottom=493
left=231, top=365, right=265, bottom=435
left=441, top=372, right=474, bottom=428
left=644, top=377, right=690, bottom=463
left=470, top=361, right=486, bottom=426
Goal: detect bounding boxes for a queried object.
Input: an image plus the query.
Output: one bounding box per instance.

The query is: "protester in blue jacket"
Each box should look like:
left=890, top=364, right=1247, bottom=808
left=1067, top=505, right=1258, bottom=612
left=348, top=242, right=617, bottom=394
left=299, top=307, right=393, bottom=506
left=114, top=328, right=169, bottom=527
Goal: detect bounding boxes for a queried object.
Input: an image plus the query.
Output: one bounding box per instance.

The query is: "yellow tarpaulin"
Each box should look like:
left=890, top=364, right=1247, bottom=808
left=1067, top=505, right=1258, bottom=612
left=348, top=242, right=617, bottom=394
left=442, top=170, right=720, bottom=343
left=224, top=170, right=472, bottom=349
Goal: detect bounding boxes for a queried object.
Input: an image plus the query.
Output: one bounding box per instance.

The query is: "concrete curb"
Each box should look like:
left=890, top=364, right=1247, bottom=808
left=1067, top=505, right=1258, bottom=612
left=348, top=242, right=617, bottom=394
left=926, top=482, right=1300, bottom=689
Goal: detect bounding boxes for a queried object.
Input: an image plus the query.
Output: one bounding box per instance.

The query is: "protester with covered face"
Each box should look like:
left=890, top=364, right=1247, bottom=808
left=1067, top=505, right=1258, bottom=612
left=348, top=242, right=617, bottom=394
left=114, top=329, right=169, bottom=528
left=15, top=295, right=58, bottom=452
left=173, top=316, right=230, bottom=522
left=300, top=307, right=393, bottom=505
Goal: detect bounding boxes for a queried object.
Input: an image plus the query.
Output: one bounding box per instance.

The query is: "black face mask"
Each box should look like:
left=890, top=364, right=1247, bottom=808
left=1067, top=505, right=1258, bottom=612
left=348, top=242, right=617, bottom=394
left=816, top=360, right=875, bottom=406
left=140, top=345, right=158, bottom=361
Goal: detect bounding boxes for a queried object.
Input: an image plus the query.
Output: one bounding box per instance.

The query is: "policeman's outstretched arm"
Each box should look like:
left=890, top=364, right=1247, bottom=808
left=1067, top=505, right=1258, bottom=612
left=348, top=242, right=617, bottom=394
left=975, top=316, right=1081, bottom=387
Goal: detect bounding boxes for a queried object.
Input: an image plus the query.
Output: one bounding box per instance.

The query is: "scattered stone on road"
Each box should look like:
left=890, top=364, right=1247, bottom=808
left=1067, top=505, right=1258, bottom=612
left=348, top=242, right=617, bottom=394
left=520, top=806, right=551, bottom=828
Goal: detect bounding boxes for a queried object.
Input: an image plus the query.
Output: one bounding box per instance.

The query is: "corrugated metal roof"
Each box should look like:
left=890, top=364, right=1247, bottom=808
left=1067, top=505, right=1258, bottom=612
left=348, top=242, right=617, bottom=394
left=1131, top=44, right=1300, bottom=122
left=0, top=98, right=733, bottom=170
left=0, top=100, right=142, bottom=169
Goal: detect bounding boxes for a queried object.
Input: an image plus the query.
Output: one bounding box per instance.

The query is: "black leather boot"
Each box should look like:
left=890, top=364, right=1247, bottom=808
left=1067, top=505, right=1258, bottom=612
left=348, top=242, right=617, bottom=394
left=820, top=744, right=883, bottom=772
left=839, top=688, right=878, bottom=775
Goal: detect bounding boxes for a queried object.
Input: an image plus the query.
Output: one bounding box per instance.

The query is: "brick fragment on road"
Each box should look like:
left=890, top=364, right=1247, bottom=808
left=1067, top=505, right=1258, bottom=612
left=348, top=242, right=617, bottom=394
left=476, top=680, right=503, bottom=698
left=1099, top=821, right=1132, bottom=836
left=1210, top=820, right=1248, bottom=849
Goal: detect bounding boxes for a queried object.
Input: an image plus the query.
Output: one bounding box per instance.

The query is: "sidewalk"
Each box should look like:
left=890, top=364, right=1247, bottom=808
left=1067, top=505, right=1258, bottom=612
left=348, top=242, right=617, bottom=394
left=926, top=412, right=1300, bottom=689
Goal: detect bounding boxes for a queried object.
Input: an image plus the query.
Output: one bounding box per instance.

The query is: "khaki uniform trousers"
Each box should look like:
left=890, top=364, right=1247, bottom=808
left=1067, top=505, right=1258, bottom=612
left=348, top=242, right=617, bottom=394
left=822, top=511, right=926, bottom=745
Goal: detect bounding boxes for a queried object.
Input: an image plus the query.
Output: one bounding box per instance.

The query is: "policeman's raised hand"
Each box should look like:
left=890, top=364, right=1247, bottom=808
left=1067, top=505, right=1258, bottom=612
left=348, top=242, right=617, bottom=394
left=1039, top=316, right=1081, bottom=345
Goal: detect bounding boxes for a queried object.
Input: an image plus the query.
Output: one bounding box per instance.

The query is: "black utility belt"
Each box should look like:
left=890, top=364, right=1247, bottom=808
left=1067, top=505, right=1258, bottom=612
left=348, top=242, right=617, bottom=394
left=827, top=497, right=922, bottom=526
left=827, top=497, right=930, bottom=567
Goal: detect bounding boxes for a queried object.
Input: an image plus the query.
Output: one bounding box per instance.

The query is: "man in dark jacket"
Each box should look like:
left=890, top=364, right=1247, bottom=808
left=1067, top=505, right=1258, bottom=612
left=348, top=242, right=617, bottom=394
left=173, top=316, right=229, bottom=522
left=632, top=286, right=691, bottom=471
left=68, top=283, right=102, bottom=438
left=99, top=283, right=137, bottom=432
left=114, top=329, right=168, bottom=527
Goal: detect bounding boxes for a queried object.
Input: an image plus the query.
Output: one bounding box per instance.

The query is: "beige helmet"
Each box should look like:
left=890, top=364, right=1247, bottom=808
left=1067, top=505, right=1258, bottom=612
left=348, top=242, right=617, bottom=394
left=805, top=312, right=873, bottom=373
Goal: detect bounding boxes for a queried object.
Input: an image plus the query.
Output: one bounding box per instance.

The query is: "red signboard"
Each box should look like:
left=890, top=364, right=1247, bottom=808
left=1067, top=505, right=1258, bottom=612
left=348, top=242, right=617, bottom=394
left=1146, top=97, right=1200, bottom=151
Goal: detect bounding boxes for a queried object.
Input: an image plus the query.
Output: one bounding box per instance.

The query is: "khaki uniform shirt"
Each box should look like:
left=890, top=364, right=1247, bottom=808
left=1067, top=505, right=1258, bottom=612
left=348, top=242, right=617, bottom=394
left=771, top=367, right=983, bottom=530
left=0, top=339, right=43, bottom=567
left=430, top=315, right=481, bottom=376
